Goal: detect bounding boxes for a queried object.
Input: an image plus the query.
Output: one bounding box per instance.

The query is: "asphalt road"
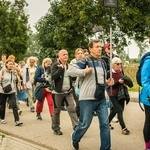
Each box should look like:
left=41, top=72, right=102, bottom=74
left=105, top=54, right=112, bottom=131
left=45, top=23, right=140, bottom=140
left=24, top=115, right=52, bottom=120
left=0, top=92, right=145, bottom=150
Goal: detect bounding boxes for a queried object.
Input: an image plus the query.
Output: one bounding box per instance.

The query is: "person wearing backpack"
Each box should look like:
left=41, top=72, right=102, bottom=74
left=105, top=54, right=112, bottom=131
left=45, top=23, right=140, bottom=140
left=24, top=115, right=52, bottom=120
left=138, top=53, right=150, bottom=150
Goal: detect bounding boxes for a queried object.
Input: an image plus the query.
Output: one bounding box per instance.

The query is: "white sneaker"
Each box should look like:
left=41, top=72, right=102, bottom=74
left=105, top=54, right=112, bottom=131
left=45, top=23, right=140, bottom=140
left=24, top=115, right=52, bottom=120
left=112, top=117, right=118, bottom=123
left=1, top=120, right=7, bottom=124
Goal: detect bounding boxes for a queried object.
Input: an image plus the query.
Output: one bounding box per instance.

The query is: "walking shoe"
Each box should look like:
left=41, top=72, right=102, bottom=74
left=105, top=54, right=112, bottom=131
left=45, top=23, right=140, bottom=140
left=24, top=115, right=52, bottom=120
left=112, top=117, right=118, bottom=123
left=122, top=128, right=130, bottom=135
left=15, top=121, right=23, bottom=126
left=72, top=142, right=79, bottom=150
left=71, top=133, right=79, bottom=150
left=30, top=107, right=35, bottom=112
left=1, top=120, right=6, bottom=124
left=36, top=114, right=42, bottom=120
left=109, top=124, right=114, bottom=130
left=54, top=129, right=63, bottom=135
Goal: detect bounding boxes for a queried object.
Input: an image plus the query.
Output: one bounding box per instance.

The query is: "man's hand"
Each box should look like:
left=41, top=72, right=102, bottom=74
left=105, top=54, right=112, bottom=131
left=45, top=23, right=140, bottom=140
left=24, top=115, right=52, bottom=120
left=106, top=78, right=114, bottom=86
left=84, top=65, right=92, bottom=75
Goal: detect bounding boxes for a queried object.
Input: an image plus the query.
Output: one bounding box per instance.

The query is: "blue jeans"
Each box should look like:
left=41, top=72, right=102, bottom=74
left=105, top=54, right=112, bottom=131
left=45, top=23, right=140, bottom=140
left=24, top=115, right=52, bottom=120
left=72, top=98, right=111, bottom=150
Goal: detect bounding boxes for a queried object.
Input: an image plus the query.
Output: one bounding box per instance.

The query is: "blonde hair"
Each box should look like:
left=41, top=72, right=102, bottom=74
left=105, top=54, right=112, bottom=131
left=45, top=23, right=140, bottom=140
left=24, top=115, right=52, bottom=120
left=75, top=48, right=84, bottom=55
left=42, top=58, right=52, bottom=67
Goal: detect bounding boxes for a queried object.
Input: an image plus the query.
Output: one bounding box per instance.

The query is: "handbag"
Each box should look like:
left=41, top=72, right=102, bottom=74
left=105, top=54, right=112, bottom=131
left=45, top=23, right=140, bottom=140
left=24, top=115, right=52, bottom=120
left=3, top=84, right=12, bottom=93
left=91, top=57, right=106, bottom=99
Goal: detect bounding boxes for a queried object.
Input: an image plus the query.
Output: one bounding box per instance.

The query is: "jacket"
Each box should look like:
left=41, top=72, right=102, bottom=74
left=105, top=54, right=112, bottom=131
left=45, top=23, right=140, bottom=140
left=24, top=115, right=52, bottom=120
left=118, top=84, right=130, bottom=104
left=67, top=55, right=106, bottom=101
left=140, top=56, right=150, bottom=106
left=51, top=61, right=72, bottom=93
left=22, top=64, right=37, bottom=89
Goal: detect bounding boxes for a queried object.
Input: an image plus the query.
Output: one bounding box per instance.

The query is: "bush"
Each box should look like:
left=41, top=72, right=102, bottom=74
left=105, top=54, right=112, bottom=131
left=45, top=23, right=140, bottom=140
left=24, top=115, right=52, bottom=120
left=123, top=62, right=139, bottom=92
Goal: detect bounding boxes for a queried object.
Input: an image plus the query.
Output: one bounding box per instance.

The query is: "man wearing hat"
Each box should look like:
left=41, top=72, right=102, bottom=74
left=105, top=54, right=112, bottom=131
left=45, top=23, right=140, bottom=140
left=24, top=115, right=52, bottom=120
left=101, top=43, right=118, bottom=71
left=101, top=43, right=119, bottom=124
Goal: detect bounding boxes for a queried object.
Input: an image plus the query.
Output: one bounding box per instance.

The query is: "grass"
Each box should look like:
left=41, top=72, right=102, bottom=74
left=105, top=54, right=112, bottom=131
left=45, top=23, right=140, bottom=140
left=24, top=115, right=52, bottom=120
left=123, top=62, right=139, bottom=92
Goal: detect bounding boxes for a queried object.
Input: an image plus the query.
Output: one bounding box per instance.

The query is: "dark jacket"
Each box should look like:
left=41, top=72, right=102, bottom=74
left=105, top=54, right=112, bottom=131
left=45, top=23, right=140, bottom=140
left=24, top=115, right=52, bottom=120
left=118, top=84, right=130, bottom=104
left=51, top=61, right=72, bottom=93
left=101, top=54, right=118, bottom=71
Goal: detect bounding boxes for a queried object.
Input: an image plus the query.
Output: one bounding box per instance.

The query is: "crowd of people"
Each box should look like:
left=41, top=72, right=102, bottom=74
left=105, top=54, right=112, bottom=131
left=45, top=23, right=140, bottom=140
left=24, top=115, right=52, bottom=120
left=0, top=39, right=149, bottom=150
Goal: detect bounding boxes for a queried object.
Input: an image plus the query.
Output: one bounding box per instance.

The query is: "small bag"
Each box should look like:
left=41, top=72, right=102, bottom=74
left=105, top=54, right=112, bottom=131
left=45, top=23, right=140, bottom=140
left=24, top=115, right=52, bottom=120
left=3, top=84, right=12, bottom=93
left=91, top=57, right=106, bottom=100
left=94, top=83, right=105, bottom=99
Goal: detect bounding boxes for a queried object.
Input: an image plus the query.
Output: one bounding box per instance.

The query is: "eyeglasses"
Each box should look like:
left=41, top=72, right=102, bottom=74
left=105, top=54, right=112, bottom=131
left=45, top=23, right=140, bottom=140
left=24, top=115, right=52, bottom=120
left=115, top=63, right=122, bottom=66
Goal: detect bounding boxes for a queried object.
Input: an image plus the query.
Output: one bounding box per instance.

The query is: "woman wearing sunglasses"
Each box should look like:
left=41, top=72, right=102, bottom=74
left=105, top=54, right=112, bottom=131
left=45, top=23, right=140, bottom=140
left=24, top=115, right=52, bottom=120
left=107, top=57, right=130, bottom=135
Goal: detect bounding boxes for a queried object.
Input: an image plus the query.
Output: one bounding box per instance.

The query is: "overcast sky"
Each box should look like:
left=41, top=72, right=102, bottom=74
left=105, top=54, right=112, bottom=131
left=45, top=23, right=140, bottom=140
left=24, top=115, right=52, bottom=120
left=25, top=0, right=50, bottom=33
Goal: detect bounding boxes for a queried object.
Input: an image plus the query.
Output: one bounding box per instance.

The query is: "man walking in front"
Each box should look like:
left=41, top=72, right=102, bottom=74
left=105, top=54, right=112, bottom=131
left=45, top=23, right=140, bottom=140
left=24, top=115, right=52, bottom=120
left=68, top=39, right=114, bottom=150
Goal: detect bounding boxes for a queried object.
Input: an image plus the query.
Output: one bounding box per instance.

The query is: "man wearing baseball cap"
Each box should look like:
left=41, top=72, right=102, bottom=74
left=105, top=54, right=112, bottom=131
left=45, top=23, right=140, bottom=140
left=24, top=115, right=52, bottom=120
left=101, top=43, right=119, bottom=126
left=101, top=43, right=118, bottom=71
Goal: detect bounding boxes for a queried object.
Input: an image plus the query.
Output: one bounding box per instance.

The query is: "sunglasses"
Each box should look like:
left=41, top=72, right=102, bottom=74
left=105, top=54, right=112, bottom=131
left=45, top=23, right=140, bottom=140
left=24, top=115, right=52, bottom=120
left=115, top=63, right=122, bottom=66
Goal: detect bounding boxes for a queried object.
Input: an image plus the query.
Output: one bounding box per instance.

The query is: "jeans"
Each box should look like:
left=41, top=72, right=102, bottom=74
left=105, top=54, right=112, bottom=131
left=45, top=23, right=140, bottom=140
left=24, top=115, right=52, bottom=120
left=72, top=98, right=111, bottom=150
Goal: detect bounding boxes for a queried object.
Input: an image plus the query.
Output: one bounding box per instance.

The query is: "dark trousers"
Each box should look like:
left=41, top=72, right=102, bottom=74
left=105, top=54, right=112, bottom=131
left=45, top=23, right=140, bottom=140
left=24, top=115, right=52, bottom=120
left=0, top=93, right=19, bottom=122
left=109, top=96, right=126, bottom=129
left=143, top=104, right=150, bottom=142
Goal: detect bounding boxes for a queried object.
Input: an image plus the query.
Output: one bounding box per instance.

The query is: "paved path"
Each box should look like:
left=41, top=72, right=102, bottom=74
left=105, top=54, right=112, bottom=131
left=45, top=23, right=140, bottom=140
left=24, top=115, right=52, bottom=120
left=0, top=92, right=145, bottom=150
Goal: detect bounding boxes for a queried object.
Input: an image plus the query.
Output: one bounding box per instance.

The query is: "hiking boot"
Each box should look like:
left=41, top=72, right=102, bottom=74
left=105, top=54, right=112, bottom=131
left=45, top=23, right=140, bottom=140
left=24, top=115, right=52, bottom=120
left=15, top=121, right=23, bottom=126
left=54, top=129, right=63, bottom=135
left=36, top=114, right=42, bottom=120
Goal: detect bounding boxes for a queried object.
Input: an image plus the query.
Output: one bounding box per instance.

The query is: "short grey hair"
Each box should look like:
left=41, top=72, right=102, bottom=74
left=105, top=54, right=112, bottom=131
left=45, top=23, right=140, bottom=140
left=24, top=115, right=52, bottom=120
left=112, top=57, right=122, bottom=65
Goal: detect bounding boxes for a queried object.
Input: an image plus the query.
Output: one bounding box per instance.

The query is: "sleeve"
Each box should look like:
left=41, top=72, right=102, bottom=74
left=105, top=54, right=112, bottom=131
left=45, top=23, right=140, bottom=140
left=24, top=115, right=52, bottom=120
left=34, top=67, right=46, bottom=83
left=67, top=58, right=87, bottom=77
left=141, top=59, right=150, bottom=96
left=51, top=62, right=64, bottom=80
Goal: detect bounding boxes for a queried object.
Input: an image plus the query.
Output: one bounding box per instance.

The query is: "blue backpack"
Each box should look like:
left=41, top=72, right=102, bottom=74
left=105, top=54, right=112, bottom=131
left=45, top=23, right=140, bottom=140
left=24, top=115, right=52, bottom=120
left=136, top=52, right=150, bottom=86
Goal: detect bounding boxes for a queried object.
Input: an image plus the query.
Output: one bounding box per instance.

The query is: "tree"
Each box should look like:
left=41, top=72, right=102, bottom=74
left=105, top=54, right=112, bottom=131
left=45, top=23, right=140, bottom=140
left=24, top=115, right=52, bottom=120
left=0, top=0, right=29, bottom=61
left=36, top=0, right=150, bottom=60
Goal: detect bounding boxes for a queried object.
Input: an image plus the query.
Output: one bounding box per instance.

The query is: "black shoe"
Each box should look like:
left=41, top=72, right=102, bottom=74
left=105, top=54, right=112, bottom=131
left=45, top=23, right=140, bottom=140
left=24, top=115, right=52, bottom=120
left=15, top=121, right=23, bottom=126
left=36, top=114, right=42, bottom=120
left=109, top=124, right=114, bottom=130
left=72, top=142, right=79, bottom=150
left=54, top=130, right=63, bottom=135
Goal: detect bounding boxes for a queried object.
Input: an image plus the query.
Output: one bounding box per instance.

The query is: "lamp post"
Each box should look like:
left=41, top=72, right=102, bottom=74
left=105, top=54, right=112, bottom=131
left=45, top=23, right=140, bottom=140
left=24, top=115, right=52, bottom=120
left=103, top=0, right=118, bottom=79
